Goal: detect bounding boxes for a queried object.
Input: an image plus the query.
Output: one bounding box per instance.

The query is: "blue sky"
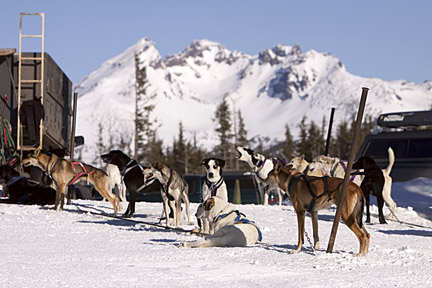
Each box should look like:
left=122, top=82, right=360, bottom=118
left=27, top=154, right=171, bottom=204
left=2, top=0, right=431, bottom=84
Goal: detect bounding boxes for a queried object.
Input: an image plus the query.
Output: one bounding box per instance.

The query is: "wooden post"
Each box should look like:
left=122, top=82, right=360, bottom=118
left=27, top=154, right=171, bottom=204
left=69, top=92, right=78, bottom=160
left=326, top=87, right=369, bottom=254
left=324, top=108, right=335, bottom=156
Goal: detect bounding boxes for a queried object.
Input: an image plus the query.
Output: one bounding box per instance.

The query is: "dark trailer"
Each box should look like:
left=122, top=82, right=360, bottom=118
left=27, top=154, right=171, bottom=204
left=0, top=13, right=74, bottom=167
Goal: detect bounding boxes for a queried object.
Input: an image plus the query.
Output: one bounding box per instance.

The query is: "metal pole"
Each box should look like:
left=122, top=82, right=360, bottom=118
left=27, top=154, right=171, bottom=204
left=324, top=108, right=335, bottom=156
left=69, top=92, right=78, bottom=160
left=326, top=87, right=368, bottom=254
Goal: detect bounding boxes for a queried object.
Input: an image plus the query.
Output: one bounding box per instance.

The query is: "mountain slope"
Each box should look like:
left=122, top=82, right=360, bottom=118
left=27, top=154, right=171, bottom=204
left=74, top=38, right=432, bottom=163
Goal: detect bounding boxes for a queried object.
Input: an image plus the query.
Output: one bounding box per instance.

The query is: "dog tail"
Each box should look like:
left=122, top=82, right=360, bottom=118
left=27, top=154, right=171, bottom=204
left=383, top=147, right=395, bottom=175
left=356, top=195, right=365, bottom=229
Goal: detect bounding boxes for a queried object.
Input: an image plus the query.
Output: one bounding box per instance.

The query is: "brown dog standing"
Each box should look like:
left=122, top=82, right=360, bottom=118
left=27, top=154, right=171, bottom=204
left=265, top=163, right=370, bottom=256
left=23, top=150, right=121, bottom=213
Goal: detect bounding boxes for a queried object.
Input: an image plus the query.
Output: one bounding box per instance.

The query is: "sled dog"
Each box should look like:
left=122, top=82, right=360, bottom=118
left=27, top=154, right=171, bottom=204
left=179, top=196, right=262, bottom=248
left=23, top=150, right=121, bottom=213
left=236, top=146, right=285, bottom=205
left=308, top=147, right=395, bottom=224
left=101, top=150, right=160, bottom=218
left=142, top=162, right=193, bottom=228
left=264, top=163, right=370, bottom=256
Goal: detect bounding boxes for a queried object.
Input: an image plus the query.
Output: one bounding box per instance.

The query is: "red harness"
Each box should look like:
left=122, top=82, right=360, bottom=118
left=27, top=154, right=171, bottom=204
left=67, top=161, right=95, bottom=186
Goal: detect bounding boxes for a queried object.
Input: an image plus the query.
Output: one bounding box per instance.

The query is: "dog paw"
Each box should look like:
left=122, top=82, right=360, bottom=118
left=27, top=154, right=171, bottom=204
left=177, top=242, right=186, bottom=248
left=190, top=227, right=200, bottom=233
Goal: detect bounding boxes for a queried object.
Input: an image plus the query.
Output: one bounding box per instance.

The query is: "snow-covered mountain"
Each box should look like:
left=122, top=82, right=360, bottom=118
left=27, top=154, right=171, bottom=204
left=74, top=38, right=432, bottom=163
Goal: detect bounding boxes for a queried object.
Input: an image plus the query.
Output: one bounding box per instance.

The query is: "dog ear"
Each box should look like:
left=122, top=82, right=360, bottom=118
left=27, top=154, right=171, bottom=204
left=33, top=149, right=41, bottom=157
left=154, top=162, right=165, bottom=171
left=200, top=159, right=208, bottom=166
left=204, top=198, right=215, bottom=211
left=299, top=154, right=305, bottom=161
left=217, top=159, right=226, bottom=168
left=274, top=161, right=284, bottom=173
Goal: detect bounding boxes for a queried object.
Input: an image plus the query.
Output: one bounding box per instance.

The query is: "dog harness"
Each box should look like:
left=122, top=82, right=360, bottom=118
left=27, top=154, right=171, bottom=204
left=67, top=162, right=95, bottom=186
left=254, top=159, right=267, bottom=181
left=331, top=161, right=358, bottom=182
left=288, top=174, right=337, bottom=213
left=160, top=168, right=187, bottom=202
left=204, top=177, right=224, bottom=198
left=120, top=159, right=153, bottom=193
left=215, top=210, right=263, bottom=242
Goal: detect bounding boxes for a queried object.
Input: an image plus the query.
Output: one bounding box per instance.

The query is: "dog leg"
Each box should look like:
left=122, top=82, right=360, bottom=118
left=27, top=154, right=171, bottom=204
left=175, top=199, right=182, bottom=228
left=377, top=195, right=387, bottom=224
left=182, top=191, right=194, bottom=225
left=277, top=189, right=283, bottom=206
left=258, top=185, right=267, bottom=205
left=262, top=190, right=269, bottom=206
left=58, top=183, right=67, bottom=211
left=382, top=180, right=396, bottom=220
left=120, top=181, right=127, bottom=202
left=341, top=195, right=370, bottom=256
left=54, top=184, right=61, bottom=210
left=164, top=200, right=173, bottom=227
left=293, top=210, right=305, bottom=253
left=311, top=211, right=320, bottom=250
left=365, top=194, right=371, bottom=223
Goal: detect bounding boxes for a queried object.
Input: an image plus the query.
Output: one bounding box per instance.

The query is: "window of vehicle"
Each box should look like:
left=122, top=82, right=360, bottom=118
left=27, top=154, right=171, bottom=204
left=364, top=138, right=432, bottom=158
left=364, top=140, right=407, bottom=158
left=407, top=138, right=432, bottom=157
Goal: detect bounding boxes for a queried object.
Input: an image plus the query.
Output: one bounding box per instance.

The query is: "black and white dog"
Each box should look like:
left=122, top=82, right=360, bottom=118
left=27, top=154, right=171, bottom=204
left=198, top=158, right=228, bottom=233
left=236, top=146, right=285, bottom=205
left=100, top=150, right=160, bottom=218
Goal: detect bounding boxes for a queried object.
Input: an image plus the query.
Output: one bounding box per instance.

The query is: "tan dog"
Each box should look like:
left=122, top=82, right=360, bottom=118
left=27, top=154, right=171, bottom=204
left=22, top=150, right=121, bottom=214
left=288, top=155, right=324, bottom=177
left=264, top=163, right=370, bottom=256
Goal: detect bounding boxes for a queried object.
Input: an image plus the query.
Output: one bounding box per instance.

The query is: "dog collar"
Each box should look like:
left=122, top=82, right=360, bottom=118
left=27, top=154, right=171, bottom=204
left=254, top=159, right=267, bottom=181
left=205, top=177, right=223, bottom=197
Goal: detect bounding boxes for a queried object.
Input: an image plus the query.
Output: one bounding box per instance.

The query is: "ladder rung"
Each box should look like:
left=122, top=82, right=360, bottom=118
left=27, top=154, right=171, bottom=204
left=21, top=34, right=43, bottom=38
left=20, top=79, right=42, bottom=83
left=21, top=56, right=43, bottom=61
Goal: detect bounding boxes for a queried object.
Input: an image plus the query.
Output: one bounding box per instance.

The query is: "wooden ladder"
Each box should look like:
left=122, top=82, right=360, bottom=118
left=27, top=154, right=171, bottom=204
left=17, top=12, right=45, bottom=151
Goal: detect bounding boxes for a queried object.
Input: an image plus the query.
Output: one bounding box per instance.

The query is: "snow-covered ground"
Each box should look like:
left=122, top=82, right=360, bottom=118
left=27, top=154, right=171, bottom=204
left=1, top=178, right=432, bottom=287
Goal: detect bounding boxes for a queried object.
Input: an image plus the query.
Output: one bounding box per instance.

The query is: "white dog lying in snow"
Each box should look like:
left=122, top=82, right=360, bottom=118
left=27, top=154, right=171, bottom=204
left=179, top=196, right=262, bottom=248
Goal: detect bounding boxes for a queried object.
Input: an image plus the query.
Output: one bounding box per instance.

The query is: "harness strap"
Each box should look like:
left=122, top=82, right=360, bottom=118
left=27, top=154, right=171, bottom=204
left=254, top=159, right=267, bottom=181
left=121, top=159, right=136, bottom=176
left=234, top=212, right=263, bottom=242
left=205, top=177, right=224, bottom=197
left=338, top=161, right=358, bottom=182
left=67, top=162, right=95, bottom=186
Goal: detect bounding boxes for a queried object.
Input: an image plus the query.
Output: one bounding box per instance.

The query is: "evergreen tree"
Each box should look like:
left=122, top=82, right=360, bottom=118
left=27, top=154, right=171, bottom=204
left=134, top=52, right=158, bottom=162
left=94, top=122, right=105, bottom=166
left=280, top=124, right=295, bottom=160
left=332, top=120, right=352, bottom=159
left=214, top=98, right=233, bottom=168
left=188, top=132, right=207, bottom=174
left=296, top=116, right=310, bottom=161
left=237, top=110, right=248, bottom=146
left=307, top=120, right=323, bottom=159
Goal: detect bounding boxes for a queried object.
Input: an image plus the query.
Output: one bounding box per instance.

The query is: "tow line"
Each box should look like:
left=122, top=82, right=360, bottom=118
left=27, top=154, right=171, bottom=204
left=73, top=204, right=207, bottom=236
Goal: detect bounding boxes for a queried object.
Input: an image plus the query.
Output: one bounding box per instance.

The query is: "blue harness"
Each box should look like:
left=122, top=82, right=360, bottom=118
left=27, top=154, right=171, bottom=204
left=216, top=210, right=263, bottom=242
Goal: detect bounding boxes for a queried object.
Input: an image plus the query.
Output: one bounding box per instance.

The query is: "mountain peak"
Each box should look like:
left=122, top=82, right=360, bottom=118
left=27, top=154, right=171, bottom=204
left=74, top=38, right=432, bottom=164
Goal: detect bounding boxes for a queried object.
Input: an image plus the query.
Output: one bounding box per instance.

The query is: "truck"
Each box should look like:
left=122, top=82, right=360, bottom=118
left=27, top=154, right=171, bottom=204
left=356, top=110, right=432, bottom=182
